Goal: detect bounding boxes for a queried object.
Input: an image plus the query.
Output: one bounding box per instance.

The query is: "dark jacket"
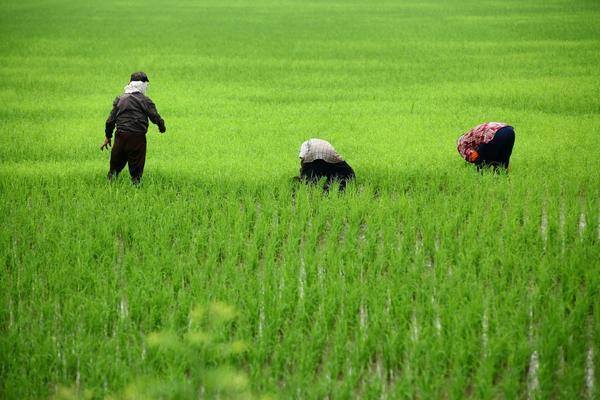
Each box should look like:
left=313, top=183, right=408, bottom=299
left=105, top=92, right=165, bottom=138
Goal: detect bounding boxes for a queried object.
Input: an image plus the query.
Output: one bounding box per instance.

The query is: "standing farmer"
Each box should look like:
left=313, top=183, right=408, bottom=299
left=457, top=122, right=515, bottom=170
left=298, top=138, right=355, bottom=191
left=101, top=72, right=166, bottom=184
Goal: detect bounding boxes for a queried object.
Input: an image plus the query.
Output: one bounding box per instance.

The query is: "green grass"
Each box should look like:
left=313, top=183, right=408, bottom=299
left=1, top=0, right=599, bottom=398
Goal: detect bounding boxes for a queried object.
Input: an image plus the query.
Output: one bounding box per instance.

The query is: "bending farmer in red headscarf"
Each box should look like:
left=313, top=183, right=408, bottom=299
left=457, top=122, right=515, bottom=170
left=101, top=71, right=166, bottom=184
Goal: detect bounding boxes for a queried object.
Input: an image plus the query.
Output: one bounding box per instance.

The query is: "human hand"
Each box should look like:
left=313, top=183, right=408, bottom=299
left=469, top=150, right=479, bottom=163
left=100, top=137, right=111, bottom=151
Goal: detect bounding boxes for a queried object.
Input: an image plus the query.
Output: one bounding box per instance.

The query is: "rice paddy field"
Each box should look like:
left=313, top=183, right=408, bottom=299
left=1, top=0, right=599, bottom=398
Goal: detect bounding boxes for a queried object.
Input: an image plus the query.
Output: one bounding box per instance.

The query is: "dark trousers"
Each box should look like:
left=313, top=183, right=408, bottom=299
left=108, top=132, right=147, bottom=183
left=300, top=159, right=355, bottom=191
left=476, top=126, right=515, bottom=169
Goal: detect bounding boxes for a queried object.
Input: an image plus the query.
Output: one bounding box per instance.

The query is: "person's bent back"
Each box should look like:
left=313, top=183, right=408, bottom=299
left=457, top=122, right=515, bottom=170
left=298, top=138, right=355, bottom=191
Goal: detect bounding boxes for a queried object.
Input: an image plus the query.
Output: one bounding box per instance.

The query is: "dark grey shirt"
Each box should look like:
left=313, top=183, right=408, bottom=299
left=105, top=92, right=165, bottom=138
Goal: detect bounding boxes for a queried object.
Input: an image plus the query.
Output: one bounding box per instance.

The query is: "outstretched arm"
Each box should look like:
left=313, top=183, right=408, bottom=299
left=102, top=97, right=119, bottom=150
left=105, top=97, right=119, bottom=139
left=144, top=98, right=166, bottom=133
left=100, top=137, right=111, bottom=151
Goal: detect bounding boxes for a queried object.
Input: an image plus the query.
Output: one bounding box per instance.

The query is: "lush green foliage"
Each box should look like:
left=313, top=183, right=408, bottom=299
left=1, top=0, right=599, bottom=398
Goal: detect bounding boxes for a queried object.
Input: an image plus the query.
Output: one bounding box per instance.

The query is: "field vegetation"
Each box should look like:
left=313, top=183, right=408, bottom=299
left=1, top=0, right=599, bottom=398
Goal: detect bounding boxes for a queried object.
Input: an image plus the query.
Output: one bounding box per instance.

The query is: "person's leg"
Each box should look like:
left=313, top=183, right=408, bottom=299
left=331, top=161, right=355, bottom=191
left=476, top=126, right=515, bottom=170
left=316, top=161, right=342, bottom=192
left=108, top=132, right=128, bottom=180
left=127, top=134, right=147, bottom=184
left=301, top=160, right=355, bottom=192
left=493, top=126, right=515, bottom=168
left=476, top=139, right=499, bottom=169
left=300, top=160, right=328, bottom=184
left=300, top=162, right=316, bottom=183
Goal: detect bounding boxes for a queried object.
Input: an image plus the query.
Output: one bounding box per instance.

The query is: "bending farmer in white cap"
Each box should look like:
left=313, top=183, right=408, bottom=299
left=298, top=139, right=355, bottom=191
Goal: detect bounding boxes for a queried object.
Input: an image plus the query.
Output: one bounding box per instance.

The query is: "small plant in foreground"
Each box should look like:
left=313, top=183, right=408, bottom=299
left=116, top=302, right=266, bottom=400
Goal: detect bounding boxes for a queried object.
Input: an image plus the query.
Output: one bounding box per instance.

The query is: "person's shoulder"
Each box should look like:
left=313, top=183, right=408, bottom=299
left=140, top=93, right=155, bottom=104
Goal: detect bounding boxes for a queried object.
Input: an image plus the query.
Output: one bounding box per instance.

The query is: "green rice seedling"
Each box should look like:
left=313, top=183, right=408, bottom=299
left=113, top=302, right=259, bottom=400
left=1, top=0, right=599, bottom=398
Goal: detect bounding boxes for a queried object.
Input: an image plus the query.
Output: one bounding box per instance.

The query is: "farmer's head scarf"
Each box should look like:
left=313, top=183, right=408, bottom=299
left=298, top=139, right=344, bottom=164
left=124, top=80, right=148, bottom=95
left=124, top=71, right=149, bottom=94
